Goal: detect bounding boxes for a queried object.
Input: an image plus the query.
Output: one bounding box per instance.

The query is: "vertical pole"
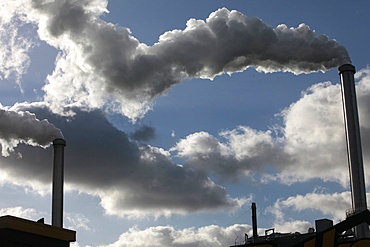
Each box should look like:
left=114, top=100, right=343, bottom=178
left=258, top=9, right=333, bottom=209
left=252, top=202, right=258, bottom=243
left=52, top=138, right=66, bottom=228
left=339, top=64, right=369, bottom=238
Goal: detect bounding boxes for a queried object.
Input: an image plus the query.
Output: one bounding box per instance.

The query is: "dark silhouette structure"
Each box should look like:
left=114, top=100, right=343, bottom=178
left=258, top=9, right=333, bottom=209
left=52, top=138, right=66, bottom=228
left=339, top=64, right=369, bottom=238
left=230, top=209, right=370, bottom=247
left=0, top=215, right=75, bottom=247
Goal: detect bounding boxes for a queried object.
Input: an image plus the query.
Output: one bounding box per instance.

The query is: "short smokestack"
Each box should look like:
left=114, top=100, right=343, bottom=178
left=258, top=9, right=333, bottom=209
left=339, top=64, right=369, bottom=238
left=52, top=138, right=66, bottom=228
left=251, top=202, right=258, bottom=243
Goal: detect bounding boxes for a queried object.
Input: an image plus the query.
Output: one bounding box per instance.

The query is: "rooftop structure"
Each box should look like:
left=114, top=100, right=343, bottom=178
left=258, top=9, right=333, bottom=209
left=0, top=215, right=76, bottom=247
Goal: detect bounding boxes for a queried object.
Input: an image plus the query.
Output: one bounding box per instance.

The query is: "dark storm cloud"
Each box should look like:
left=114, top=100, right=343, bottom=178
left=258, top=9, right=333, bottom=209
left=0, top=104, right=243, bottom=216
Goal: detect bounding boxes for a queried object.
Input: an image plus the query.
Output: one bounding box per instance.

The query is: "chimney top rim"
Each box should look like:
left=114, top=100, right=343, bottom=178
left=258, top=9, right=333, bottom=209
left=53, top=138, right=66, bottom=146
left=338, top=64, right=356, bottom=74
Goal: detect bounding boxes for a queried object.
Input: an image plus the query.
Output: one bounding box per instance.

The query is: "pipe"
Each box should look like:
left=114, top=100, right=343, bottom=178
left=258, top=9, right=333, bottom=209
left=52, top=138, right=66, bottom=228
left=251, top=202, right=258, bottom=243
left=339, top=64, right=369, bottom=238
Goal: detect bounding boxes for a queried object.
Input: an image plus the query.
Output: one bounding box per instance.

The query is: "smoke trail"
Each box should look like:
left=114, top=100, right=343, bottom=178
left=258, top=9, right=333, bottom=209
left=3, top=1, right=351, bottom=120
left=0, top=106, right=63, bottom=156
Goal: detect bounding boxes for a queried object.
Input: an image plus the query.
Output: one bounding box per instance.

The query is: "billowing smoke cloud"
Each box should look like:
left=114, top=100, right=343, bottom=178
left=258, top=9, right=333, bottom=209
left=0, top=104, right=63, bottom=156
left=3, top=1, right=350, bottom=120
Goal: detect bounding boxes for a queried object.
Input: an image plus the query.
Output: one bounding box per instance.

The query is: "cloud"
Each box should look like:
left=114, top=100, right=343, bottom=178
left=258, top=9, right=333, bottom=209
left=274, top=82, right=348, bottom=184
left=99, top=224, right=251, bottom=247
left=266, top=191, right=352, bottom=223
left=130, top=125, right=156, bottom=142
left=0, top=104, right=245, bottom=218
left=3, top=67, right=366, bottom=217
left=90, top=188, right=362, bottom=247
left=65, top=212, right=93, bottom=231
left=171, top=68, right=370, bottom=185
left=0, top=1, right=367, bottom=246
left=274, top=69, right=369, bottom=185
left=1, top=0, right=368, bottom=221
left=0, top=206, right=39, bottom=219
left=355, top=68, right=370, bottom=162
left=170, top=128, right=288, bottom=182
left=0, top=103, right=62, bottom=156
left=98, top=190, right=362, bottom=247
left=2, top=1, right=350, bottom=120
left=0, top=1, right=35, bottom=85
left=273, top=220, right=313, bottom=235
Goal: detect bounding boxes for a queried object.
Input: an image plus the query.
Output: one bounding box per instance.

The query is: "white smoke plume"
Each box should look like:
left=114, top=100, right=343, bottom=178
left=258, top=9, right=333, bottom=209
left=0, top=104, right=63, bottom=156
left=3, top=1, right=351, bottom=120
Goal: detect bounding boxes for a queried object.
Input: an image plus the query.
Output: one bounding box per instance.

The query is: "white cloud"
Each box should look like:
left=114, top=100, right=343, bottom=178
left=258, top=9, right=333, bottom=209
left=0, top=1, right=35, bottom=85
left=99, top=224, right=251, bottom=247
left=65, top=212, right=93, bottom=231
left=171, top=131, right=229, bottom=159
left=171, top=69, right=370, bottom=186
left=266, top=191, right=353, bottom=224
left=0, top=206, right=40, bottom=219
left=171, top=128, right=287, bottom=181
left=274, top=81, right=348, bottom=185
left=273, top=220, right=313, bottom=235
left=355, top=68, right=370, bottom=162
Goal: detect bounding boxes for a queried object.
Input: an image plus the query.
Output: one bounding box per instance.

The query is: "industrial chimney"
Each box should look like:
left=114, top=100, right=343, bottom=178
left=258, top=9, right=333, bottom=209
left=251, top=202, right=258, bottom=243
left=52, top=138, right=66, bottom=228
left=339, top=64, right=369, bottom=238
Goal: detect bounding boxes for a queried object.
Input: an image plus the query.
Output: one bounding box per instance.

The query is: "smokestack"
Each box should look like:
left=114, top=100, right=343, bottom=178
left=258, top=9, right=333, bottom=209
left=52, top=138, right=66, bottom=228
left=339, top=64, right=369, bottom=238
left=251, top=202, right=258, bottom=243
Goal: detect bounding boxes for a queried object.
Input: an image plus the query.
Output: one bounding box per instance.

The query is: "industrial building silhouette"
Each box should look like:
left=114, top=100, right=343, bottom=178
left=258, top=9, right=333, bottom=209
left=0, top=215, right=75, bottom=246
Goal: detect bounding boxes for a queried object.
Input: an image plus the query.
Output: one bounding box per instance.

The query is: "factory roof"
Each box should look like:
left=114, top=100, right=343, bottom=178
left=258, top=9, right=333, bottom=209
left=0, top=215, right=76, bottom=242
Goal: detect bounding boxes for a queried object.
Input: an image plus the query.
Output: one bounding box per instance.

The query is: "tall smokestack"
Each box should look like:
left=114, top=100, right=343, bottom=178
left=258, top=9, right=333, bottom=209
left=339, top=64, right=369, bottom=238
left=52, top=138, right=66, bottom=228
left=251, top=202, right=258, bottom=243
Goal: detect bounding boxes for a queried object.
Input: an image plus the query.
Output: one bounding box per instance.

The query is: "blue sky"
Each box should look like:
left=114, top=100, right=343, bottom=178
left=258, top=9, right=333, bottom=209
left=1, top=0, right=370, bottom=246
